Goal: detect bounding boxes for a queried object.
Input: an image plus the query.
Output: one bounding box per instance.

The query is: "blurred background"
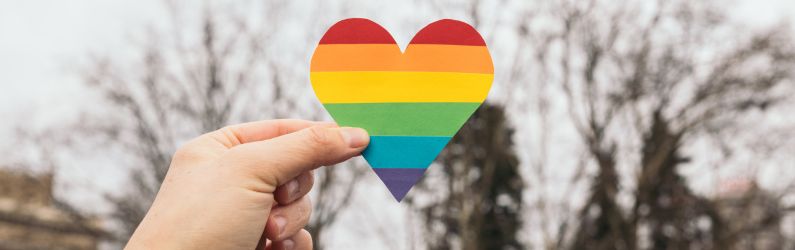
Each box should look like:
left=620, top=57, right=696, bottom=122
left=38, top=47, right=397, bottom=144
left=2, top=0, right=795, bottom=249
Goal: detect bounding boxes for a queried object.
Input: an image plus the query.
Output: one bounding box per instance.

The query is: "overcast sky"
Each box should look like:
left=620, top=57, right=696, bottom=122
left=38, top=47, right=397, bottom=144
left=1, top=0, right=794, bottom=127
left=1, top=0, right=795, bottom=248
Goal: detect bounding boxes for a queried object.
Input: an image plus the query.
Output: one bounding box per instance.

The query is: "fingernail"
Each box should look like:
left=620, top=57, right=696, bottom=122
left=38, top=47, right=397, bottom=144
left=274, top=216, right=287, bottom=235
left=286, top=179, right=300, bottom=199
left=282, top=239, right=295, bottom=250
left=340, top=127, right=369, bottom=148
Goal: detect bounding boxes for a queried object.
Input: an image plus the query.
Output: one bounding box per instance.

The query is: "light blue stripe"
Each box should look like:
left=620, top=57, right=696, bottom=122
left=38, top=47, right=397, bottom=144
left=363, top=136, right=452, bottom=168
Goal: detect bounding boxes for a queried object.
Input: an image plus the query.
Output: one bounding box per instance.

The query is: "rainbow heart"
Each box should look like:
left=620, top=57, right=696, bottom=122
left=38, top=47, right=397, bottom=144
left=310, top=18, right=493, bottom=201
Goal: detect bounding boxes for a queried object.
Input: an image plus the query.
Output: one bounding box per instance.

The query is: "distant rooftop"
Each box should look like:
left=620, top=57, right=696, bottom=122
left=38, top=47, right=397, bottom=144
left=0, top=168, right=106, bottom=250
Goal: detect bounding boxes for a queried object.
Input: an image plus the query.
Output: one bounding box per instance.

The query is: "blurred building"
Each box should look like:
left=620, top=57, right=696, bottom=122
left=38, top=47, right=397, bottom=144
left=0, top=169, right=105, bottom=250
left=716, top=178, right=785, bottom=250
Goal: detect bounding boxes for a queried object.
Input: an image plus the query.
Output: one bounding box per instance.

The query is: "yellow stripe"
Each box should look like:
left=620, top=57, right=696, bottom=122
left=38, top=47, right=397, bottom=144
left=310, top=71, right=492, bottom=103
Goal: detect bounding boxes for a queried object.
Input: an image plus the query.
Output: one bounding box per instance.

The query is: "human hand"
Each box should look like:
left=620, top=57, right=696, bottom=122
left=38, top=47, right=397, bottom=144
left=125, top=119, right=369, bottom=250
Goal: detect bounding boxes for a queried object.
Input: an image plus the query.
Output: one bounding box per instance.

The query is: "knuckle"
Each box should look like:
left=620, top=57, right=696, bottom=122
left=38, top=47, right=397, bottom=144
left=299, top=197, right=313, bottom=222
left=213, top=126, right=242, bottom=147
left=305, top=197, right=313, bottom=216
left=171, top=146, right=200, bottom=164
left=305, top=172, right=315, bottom=188
left=305, top=126, right=333, bottom=147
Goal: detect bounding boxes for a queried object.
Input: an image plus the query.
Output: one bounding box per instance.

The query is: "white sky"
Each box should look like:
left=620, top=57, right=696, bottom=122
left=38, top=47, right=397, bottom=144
left=0, top=0, right=162, bottom=134
left=1, top=0, right=795, bottom=249
left=1, top=0, right=793, bottom=137
left=2, top=1, right=793, bottom=151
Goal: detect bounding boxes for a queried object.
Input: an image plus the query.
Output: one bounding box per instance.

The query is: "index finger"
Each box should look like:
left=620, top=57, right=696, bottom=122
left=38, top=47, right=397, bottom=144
left=209, top=119, right=336, bottom=148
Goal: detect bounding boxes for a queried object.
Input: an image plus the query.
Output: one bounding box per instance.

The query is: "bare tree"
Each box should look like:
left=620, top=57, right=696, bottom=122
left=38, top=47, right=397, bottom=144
left=16, top=0, right=795, bottom=249
left=408, top=104, right=525, bottom=250
left=79, top=2, right=281, bottom=238
left=44, top=1, right=366, bottom=248
left=517, top=0, right=795, bottom=249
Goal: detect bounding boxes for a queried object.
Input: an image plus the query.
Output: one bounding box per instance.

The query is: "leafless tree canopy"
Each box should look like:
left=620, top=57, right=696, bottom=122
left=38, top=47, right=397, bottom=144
left=69, top=2, right=369, bottom=247
left=517, top=0, right=795, bottom=249
left=8, top=0, right=795, bottom=249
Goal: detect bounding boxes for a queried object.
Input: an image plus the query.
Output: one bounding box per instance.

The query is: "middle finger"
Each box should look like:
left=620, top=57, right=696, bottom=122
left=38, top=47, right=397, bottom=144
left=274, top=171, right=314, bottom=205
left=264, top=196, right=313, bottom=241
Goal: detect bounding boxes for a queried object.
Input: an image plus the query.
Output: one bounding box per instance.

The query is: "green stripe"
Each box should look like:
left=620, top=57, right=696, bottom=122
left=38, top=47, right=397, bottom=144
left=324, top=102, right=480, bottom=136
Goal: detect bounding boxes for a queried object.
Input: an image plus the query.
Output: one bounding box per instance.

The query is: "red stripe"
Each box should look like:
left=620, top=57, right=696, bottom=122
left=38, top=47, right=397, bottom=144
left=409, top=19, right=486, bottom=46
left=319, top=18, right=396, bottom=44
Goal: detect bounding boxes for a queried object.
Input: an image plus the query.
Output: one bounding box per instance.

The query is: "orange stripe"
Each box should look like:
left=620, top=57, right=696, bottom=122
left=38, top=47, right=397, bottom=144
left=310, top=44, right=493, bottom=74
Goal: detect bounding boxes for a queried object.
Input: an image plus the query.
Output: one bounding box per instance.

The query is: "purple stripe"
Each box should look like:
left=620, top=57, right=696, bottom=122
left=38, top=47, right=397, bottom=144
left=372, top=168, right=427, bottom=201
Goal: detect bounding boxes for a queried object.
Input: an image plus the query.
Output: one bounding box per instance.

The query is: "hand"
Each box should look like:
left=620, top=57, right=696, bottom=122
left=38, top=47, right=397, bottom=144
left=125, top=119, right=369, bottom=250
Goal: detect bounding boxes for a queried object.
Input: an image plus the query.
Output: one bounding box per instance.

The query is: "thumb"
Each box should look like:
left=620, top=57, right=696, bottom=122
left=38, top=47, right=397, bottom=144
left=222, top=125, right=369, bottom=190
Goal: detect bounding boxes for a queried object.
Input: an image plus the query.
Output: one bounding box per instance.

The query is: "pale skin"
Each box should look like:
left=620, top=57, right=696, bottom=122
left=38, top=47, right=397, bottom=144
left=126, top=119, right=370, bottom=250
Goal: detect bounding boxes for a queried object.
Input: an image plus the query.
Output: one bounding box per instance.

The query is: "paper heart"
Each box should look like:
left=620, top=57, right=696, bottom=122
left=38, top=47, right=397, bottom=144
left=310, top=18, right=493, bottom=201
